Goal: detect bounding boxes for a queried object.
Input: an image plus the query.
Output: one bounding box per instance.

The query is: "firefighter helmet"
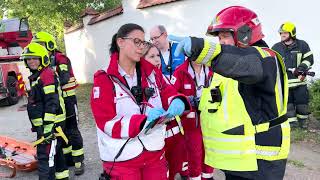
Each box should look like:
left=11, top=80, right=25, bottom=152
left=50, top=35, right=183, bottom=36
left=32, top=31, right=57, bottom=51
left=278, top=22, right=296, bottom=38
left=206, top=6, right=264, bottom=46
left=21, top=43, right=50, bottom=71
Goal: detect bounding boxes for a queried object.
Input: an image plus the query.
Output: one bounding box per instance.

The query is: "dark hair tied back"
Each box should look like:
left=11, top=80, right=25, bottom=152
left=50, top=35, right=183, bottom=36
left=109, top=23, right=145, bottom=54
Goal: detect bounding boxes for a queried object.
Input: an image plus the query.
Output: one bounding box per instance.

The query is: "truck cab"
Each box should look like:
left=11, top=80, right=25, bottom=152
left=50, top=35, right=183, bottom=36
left=0, top=18, right=32, bottom=105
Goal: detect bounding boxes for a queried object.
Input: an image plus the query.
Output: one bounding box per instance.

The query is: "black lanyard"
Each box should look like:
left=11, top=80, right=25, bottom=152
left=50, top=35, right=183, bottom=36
left=160, top=43, right=173, bottom=78
left=189, top=62, right=208, bottom=89
left=122, top=62, right=142, bottom=89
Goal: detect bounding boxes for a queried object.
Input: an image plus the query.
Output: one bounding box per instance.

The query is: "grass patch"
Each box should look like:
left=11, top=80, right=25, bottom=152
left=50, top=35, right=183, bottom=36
left=291, top=128, right=320, bottom=144
left=288, top=159, right=305, bottom=168
left=76, top=83, right=94, bottom=127
left=76, top=83, right=93, bottom=104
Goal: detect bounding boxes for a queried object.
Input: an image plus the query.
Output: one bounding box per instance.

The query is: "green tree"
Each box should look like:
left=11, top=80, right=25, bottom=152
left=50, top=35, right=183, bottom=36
left=0, top=0, right=121, bottom=52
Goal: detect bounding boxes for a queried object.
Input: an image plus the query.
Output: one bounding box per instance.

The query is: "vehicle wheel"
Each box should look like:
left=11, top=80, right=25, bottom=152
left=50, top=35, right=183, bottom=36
left=6, top=76, right=19, bottom=105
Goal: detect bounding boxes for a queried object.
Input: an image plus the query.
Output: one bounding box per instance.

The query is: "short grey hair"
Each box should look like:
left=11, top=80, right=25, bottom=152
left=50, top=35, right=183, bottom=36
left=158, top=25, right=167, bottom=34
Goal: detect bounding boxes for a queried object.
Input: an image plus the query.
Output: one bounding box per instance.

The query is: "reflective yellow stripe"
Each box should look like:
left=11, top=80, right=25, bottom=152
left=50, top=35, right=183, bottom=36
left=255, top=123, right=270, bottom=133
left=59, top=64, right=68, bottom=71
left=195, top=40, right=221, bottom=66
left=72, top=148, right=84, bottom=157
left=297, top=53, right=302, bottom=65
left=43, top=85, right=55, bottom=94
left=303, top=51, right=313, bottom=59
left=256, top=146, right=280, bottom=157
left=206, top=147, right=256, bottom=155
left=43, top=123, right=54, bottom=134
left=255, top=47, right=269, bottom=58
left=62, top=81, right=77, bottom=90
left=55, top=170, right=69, bottom=179
left=44, top=113, right=55, bottom=122
left=63, top=89, right=76, bottom=97
left=31, top=118, right=43, bottom=126
left=301, top=60, right=311, bottom=68
left=288, top=79, right=302, bottom=83
left=288, top=81, right=307, bottom=88
left=55, top=114, right=66, bottom=123
left=203, top=136, right=255, bottom=142
left=63, top=145, right=72, bottom=154
left=296, top=114, right=308, bottom=119
left=288, top=117, right=298, bottom=122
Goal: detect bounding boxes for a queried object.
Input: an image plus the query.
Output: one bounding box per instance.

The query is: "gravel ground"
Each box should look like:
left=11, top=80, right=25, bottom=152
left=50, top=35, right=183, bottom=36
left=0, top=84, right=319, bottom=179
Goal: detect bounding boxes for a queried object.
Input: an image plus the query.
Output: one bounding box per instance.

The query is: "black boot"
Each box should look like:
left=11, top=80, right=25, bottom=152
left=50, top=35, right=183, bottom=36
left=74, top=162, right=85, bottom=176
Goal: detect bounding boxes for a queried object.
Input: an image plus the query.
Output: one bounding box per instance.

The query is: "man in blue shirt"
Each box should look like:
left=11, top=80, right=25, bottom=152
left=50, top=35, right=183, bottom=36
left=150, top=25, right=185, bottom=80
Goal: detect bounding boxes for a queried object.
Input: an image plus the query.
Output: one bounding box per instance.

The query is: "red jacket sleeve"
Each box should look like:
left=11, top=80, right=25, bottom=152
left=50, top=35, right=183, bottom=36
left=90, top=71, right=147, bottom=139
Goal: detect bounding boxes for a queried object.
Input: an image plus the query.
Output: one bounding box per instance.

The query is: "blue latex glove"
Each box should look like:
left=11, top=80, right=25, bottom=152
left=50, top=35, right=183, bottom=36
left=168, top=35, right=192, bottom=57
left=146, top=107, right=165, bottom=122
left=144, top=108, right=166, bottom=133
left=166, top=98, right=185, bottom=118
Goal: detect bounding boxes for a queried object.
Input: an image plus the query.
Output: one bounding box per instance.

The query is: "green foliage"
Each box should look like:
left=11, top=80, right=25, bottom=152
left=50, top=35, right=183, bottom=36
left=0, top=0, right=121, bottom=52
left=291, top=128, right=320, bottom=144
left=288, top=159, right=305, bottom=168
left=309, top=79, right=320, bottom=121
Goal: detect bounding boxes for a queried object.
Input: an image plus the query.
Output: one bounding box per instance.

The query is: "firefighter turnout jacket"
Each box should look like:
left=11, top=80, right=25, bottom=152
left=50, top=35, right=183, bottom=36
left=27, top=67, right=66, bottom=138
left=190, top=38, right=289, bottom=179
left=272, top=39, right=313, bottom=88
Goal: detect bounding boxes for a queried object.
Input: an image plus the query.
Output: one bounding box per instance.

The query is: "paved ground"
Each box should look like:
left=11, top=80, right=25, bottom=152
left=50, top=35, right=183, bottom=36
left=1, top=99, right=320, bottom=180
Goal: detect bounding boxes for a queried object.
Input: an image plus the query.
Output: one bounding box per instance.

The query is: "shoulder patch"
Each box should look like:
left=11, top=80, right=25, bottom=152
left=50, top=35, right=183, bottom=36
left=93, top=86, right=100, bottom=99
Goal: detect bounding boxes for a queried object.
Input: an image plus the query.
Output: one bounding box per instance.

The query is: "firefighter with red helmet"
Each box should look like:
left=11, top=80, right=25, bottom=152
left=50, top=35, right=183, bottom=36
left=33, top=32, right=85, bottom=175
left=21, top=42, right=69, bottom=180
left=170, top=6, right=289, bottom=180
left=272, top=22, right=313, bottom=128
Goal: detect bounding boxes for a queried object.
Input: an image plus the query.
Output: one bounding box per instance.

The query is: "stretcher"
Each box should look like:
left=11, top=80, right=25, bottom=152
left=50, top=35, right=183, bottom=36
left=0, top=136, right=37, bottom=178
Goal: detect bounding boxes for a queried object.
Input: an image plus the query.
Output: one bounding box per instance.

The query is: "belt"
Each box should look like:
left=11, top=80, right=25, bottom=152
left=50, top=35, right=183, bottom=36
left=255, top=114, right=288, bottom=133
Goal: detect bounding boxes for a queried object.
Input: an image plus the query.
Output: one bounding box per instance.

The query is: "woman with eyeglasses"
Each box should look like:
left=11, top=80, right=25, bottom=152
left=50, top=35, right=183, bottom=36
left=91, top=23, right=190, bottom=180
left=171, top=59, right=215, bottom=180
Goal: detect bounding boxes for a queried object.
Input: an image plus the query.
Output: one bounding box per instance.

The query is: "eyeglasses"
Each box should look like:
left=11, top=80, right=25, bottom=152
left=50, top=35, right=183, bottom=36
left=150, top=32, right=164, bottom=42
left=122, top=37, right=150, bottom=49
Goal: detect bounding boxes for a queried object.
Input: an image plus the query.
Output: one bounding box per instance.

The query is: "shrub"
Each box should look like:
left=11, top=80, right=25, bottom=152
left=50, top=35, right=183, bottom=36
left=309, top=79, right=320, bottom=121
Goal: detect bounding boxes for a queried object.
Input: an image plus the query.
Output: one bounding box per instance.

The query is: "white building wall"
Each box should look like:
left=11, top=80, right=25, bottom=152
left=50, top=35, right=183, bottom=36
left=64, top=0, right=319, bottom=83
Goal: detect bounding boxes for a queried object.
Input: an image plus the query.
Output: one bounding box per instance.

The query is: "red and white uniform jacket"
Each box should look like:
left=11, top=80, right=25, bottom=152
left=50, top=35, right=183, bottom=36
left=52, top=51, right=78, bottom=97
left=172, top=60, right=213, bottom=130
left=91, top=53, right=190, bottom=162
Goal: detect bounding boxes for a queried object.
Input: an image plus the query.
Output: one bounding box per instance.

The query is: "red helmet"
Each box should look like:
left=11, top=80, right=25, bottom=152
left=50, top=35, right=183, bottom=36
left=206, top=6, right=264, bottom=46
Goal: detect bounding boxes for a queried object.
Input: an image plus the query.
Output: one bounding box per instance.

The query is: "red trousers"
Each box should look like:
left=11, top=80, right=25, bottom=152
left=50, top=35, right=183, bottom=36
left=183, top=118, right=214, bottom=180
left=103, top=150, right=168, bottom=180
left=165, top=122, right=189, bottom=180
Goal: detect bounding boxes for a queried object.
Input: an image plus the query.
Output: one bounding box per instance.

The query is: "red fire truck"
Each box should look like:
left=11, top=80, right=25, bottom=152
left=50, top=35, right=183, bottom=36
left=0, top=18, right=32, bottom=105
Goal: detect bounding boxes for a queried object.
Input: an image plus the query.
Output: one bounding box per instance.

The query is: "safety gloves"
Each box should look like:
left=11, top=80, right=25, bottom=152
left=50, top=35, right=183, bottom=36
left=166, top=98, right=185, bottom=118
left=168, top=35, right=192, bottom=57
left=169, top=35, right=221, bottom=67
left=144, top=107, right=166, bottom=134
